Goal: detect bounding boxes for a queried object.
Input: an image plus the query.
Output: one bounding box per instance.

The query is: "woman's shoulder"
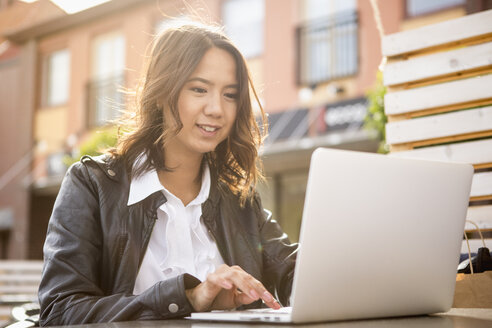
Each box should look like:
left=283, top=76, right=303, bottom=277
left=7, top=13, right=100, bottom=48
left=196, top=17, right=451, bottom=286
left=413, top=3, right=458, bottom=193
left=68, top=153, right=128, bottom=186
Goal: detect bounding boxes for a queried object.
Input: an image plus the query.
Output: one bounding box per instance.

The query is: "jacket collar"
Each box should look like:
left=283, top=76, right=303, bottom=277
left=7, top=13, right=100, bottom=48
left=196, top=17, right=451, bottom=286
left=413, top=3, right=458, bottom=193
left=81, top=153, right=222, bottom=215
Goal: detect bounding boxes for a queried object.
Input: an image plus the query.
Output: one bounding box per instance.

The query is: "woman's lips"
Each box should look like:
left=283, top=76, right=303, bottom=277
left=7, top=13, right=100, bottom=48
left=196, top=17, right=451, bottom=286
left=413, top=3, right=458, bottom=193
left=197, top=124, right=218, bottom=132
left=197, top=124, right=220, bottom=135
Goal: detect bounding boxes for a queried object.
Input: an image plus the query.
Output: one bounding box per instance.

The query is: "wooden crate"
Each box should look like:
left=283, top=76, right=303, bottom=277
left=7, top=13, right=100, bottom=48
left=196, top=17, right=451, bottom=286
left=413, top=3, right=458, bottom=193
left=382, top=9, right=492, bottom=232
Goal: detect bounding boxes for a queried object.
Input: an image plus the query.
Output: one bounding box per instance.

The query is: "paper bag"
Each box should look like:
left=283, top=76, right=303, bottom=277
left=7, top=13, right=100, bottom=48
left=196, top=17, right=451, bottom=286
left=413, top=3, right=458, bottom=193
left=453, top=271, right=492, bottom=308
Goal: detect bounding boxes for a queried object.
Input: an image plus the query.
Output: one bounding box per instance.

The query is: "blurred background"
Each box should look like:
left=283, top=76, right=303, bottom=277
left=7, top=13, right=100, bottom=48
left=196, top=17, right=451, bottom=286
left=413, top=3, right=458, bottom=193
left=0, top=0, right=490, bottom=260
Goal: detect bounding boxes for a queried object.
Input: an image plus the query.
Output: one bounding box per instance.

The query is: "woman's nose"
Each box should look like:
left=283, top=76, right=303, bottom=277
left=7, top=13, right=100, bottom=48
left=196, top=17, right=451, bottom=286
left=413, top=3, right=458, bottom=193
left=204, top=92, right=223, bottom=117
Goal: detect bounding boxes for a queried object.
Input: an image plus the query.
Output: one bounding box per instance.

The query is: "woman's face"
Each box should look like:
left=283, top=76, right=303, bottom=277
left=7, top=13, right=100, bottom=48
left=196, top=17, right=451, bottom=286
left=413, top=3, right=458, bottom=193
left=164, top=47, right=238, bottom=159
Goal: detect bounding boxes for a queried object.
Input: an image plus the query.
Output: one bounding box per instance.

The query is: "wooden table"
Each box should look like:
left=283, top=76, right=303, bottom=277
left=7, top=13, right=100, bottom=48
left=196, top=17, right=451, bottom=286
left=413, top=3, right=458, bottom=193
left=44, top=308, right=492, bottom=328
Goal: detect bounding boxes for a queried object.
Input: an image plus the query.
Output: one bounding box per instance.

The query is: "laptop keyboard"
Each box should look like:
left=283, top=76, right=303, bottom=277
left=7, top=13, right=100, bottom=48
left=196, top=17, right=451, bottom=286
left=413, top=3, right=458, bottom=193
left=245, top=307, right=292, bottom=314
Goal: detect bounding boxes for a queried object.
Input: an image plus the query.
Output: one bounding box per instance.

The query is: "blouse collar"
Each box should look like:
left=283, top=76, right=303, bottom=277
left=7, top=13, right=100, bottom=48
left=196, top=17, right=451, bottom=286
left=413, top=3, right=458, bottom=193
left=127, top=154, right=210, bottom=207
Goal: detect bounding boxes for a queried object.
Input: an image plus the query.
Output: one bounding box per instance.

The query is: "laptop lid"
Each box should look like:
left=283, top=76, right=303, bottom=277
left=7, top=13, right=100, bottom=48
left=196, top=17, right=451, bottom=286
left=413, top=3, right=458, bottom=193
left=290, top=148, right=474, bottom=323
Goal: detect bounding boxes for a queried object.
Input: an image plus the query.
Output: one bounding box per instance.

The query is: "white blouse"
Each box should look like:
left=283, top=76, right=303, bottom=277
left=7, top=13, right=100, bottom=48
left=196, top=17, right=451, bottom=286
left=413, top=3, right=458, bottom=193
left=128, top=161, right=225, bottom=295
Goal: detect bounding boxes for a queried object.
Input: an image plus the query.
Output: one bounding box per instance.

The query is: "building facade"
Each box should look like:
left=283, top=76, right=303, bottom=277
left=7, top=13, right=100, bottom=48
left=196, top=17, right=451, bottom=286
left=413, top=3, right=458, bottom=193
left=0, top=0, right=489, bottom=258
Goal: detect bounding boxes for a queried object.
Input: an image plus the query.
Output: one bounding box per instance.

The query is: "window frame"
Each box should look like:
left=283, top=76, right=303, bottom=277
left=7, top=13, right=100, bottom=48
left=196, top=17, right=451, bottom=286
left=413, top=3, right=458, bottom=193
left=40, top=47, right=71, bottom=108
left=86, top=30, right=126, bottom=128
left=296, top=9, right=359, bottom=87
left=221, top=0, right=265, bottom=59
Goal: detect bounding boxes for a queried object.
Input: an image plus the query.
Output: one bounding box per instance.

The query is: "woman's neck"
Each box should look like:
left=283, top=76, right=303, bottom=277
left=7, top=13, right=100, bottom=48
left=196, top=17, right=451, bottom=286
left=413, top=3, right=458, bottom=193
left=157, top=152, right=204, bottom=206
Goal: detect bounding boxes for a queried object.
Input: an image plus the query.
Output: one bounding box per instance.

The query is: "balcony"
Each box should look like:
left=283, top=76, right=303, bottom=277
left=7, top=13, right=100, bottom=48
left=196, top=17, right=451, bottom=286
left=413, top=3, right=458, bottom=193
left=297, top=10, right=358, bottom=86
left=86, top=73, right=125, bottom=128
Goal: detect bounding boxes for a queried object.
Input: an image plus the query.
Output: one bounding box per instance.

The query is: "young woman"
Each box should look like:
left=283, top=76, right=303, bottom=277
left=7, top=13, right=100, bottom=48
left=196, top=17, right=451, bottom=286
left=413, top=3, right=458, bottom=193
left=38, top=23, right=297, bottom=326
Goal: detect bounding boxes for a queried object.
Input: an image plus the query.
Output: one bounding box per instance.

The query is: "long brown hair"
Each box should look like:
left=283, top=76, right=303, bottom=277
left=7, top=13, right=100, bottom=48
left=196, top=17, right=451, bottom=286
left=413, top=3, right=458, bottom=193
left=113, top=22, right=267, bottom=205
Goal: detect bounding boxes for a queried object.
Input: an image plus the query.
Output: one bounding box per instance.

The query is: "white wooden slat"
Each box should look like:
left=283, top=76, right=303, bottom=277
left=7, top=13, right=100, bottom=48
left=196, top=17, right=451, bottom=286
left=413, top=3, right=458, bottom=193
left=0, top=274, right=41, bottom=283
left=386, top=106, right=492, bottom=145
left=382, top=9, right=492, bottom=57
left=384, top=74, right=492, bottom=115
left=471, top=172, right=492, bottom=198
left=0, top=294, right=38, bottom=304
left=466, top=205, right=492, bottom=228
left=0, top=261, right=43, bottom=272
left=384, top=41, right=492, bottom=86
left=0, top=285, right=38, bottom=294
left=389, top=139, right=492, bottom=165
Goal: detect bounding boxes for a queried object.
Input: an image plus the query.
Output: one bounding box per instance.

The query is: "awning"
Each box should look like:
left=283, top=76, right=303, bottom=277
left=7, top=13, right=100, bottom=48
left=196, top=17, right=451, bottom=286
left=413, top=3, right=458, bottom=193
left=263, top=97, right=370, bottom=154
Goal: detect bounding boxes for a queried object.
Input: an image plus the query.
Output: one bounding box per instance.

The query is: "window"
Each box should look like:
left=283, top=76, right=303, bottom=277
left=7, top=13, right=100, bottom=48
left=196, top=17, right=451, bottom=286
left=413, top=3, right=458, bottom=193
left=297, top=1, right=358, bottom=86
left=406, top=0, right=465, bottom=17
left=88, top=31, right=125, bottom=127
left=223, top=0, right=264, bottom=58
left=43, top=49, right=70, bottom=107
left=304, top=0, right=356, bottom=20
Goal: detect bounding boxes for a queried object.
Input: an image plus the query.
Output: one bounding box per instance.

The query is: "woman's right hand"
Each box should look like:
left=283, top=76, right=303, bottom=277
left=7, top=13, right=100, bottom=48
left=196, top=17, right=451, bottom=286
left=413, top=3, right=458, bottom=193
left=185, top=264, right=281, bottom=312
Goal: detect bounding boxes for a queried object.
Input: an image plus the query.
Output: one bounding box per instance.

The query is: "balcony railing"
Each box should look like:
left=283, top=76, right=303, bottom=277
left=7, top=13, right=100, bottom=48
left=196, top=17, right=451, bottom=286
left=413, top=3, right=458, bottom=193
left=86, top=73, right=125, bottom=128
left=297, top=10, right=358, bottom=86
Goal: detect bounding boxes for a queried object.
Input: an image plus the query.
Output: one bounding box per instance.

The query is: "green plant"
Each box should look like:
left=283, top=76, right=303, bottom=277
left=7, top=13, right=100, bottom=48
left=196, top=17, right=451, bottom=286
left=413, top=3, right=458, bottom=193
left=64, top=128, right=118, bottom=167
left=364, top=70, right=388, bottom=154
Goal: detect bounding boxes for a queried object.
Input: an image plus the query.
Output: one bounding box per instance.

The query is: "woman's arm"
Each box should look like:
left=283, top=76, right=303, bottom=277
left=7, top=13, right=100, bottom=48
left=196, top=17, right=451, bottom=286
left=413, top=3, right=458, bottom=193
left=38, top=162, right=199, bottom=326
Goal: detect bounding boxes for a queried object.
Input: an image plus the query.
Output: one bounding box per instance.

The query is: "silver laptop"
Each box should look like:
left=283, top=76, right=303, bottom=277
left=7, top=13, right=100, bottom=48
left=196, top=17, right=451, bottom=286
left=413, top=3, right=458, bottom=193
left=190, top=148, right=474, bottom=323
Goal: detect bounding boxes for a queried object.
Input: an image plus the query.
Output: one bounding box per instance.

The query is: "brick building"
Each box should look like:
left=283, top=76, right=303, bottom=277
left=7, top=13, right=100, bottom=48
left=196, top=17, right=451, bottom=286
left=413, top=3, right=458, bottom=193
left=1, top=0, right=489, bottom=258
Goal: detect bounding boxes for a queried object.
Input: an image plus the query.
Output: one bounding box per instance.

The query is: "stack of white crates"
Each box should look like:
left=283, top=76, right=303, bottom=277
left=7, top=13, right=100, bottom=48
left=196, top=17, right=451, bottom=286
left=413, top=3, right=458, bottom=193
left=382, top=9, right=492, bottom=251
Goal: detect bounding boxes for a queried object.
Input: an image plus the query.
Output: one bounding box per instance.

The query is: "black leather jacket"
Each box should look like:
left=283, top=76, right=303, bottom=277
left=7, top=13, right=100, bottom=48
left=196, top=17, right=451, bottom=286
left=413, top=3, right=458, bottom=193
left=38, top=155, right=297, bottom=326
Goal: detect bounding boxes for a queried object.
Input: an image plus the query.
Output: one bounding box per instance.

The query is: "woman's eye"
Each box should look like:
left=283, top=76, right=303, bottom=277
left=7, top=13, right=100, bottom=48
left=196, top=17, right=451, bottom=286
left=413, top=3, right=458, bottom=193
left=191, top=87, right=207, bottom=94
left=225, top=93, right=238, bottom=100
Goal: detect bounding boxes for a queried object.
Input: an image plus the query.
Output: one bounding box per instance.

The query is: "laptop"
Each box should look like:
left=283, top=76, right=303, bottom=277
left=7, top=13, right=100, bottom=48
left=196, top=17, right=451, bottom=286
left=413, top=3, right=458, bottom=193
left=190, top=148, right=474, bottom=323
